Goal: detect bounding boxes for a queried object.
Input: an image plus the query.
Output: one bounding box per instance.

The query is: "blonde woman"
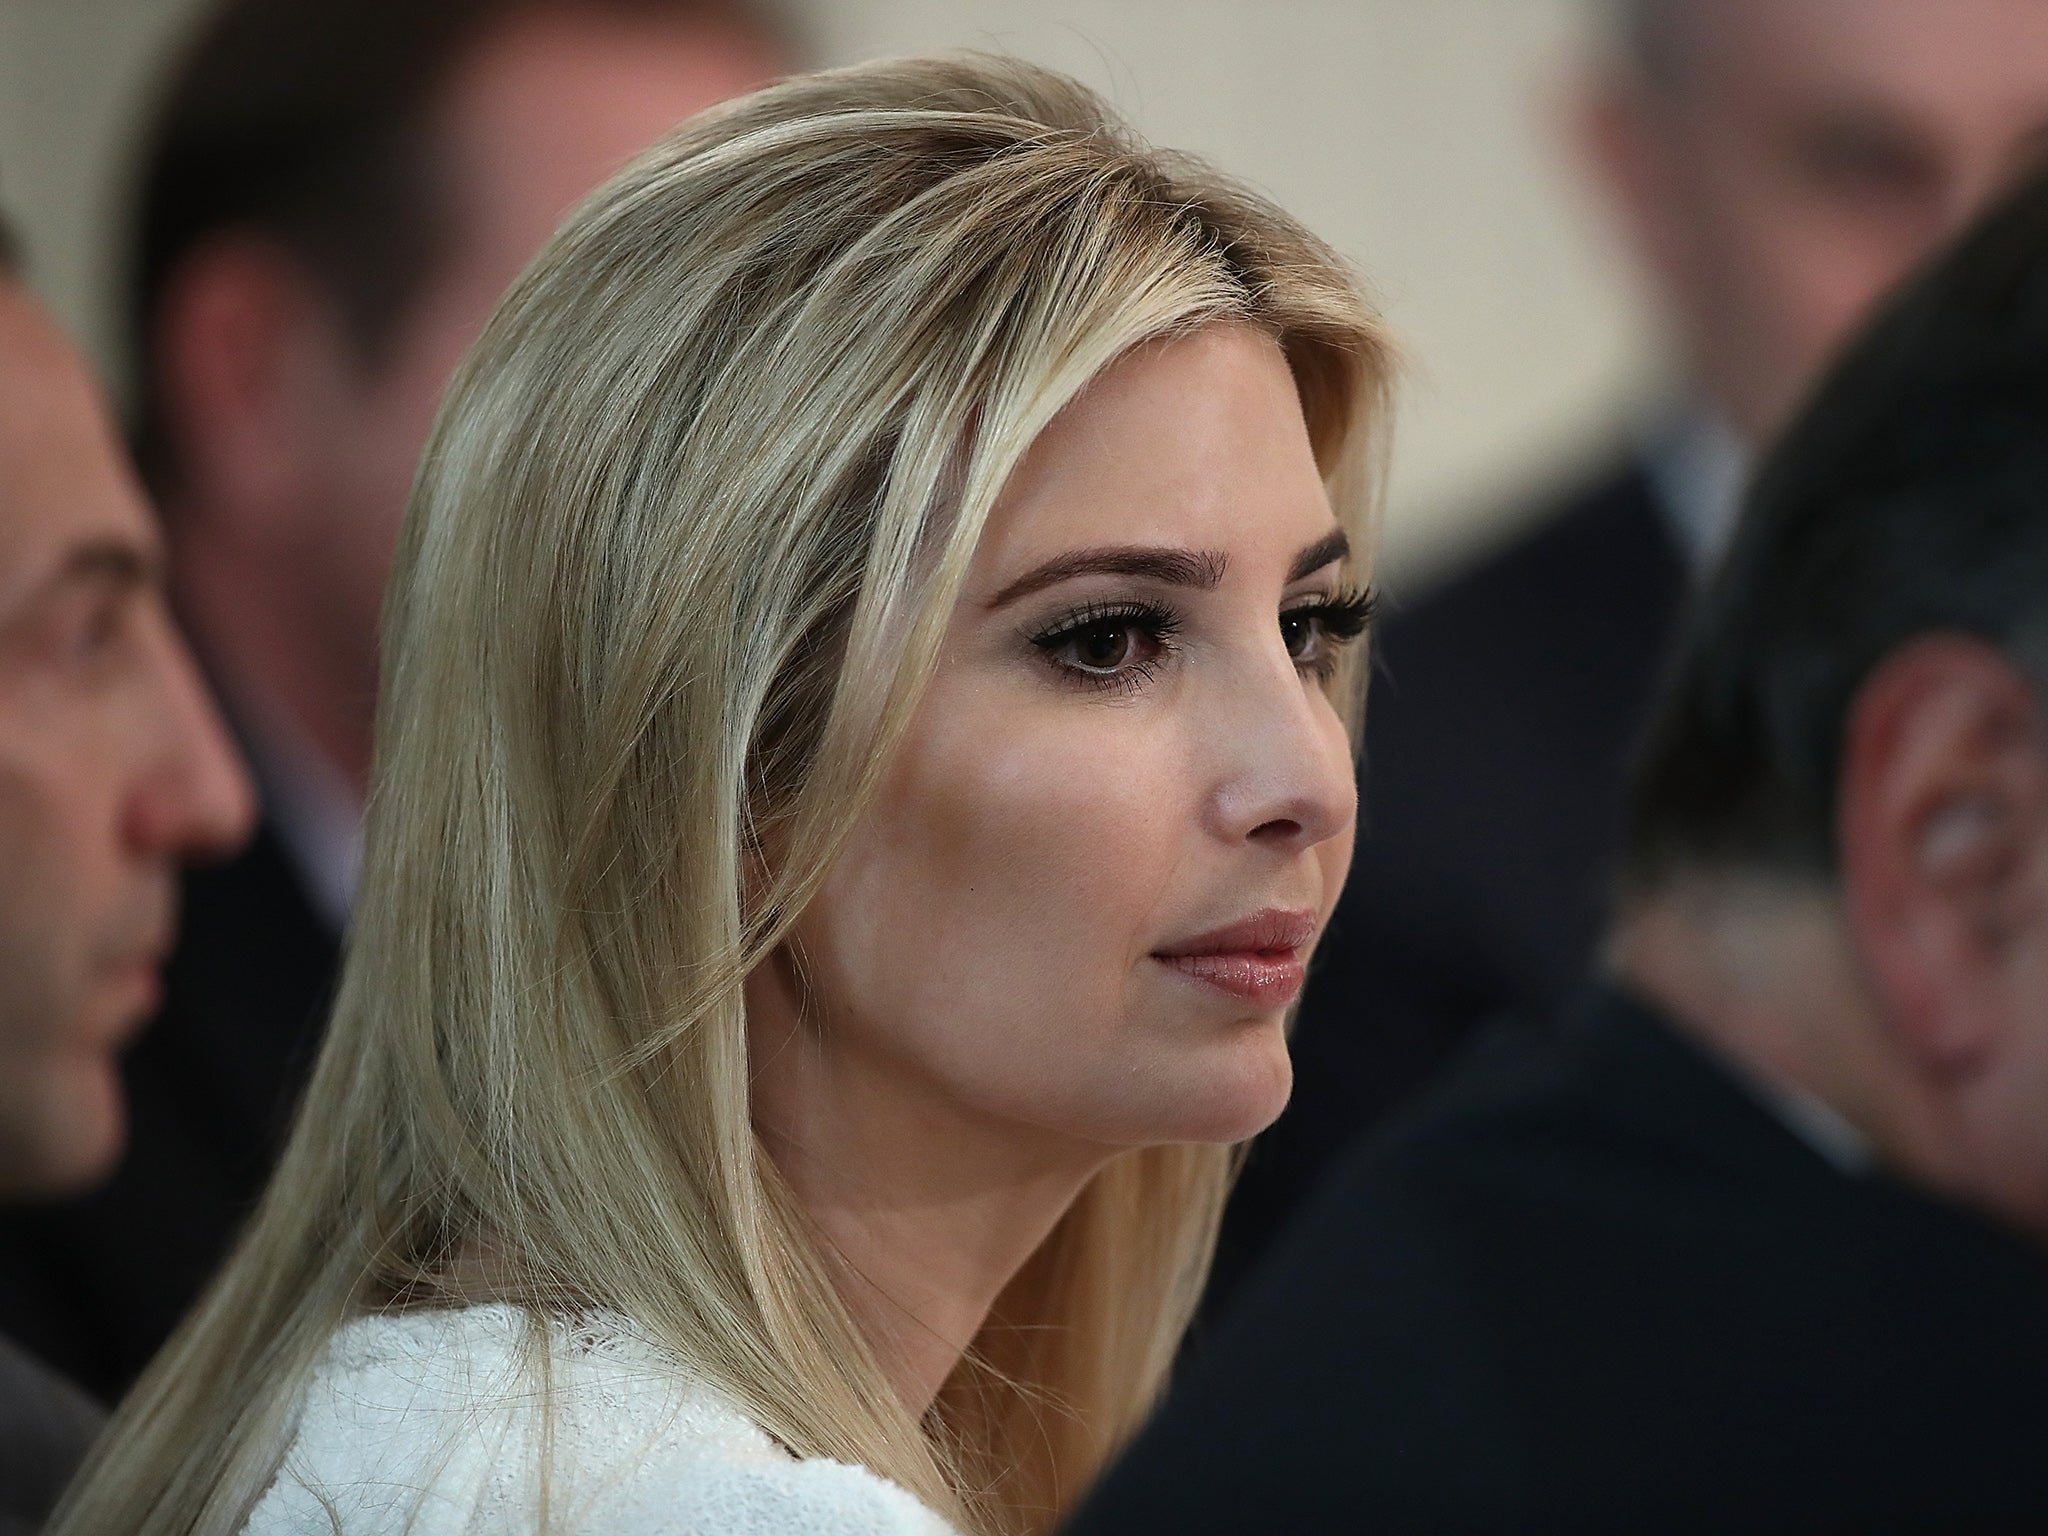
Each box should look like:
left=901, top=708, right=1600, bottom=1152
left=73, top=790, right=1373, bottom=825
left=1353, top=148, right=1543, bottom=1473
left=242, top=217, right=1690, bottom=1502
left=55, top=54, right=1391, bottom=1536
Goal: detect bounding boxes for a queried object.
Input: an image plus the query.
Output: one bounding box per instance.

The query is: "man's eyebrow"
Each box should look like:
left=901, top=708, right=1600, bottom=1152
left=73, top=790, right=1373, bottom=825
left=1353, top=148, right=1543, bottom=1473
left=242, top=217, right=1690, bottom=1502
left=2, top=539, right=159, bottom=627
left=1289, top=528, right=1351, bottom=583
left=55, top=540, right=159, bottom=592
left=987, top=546, right=1229, bottom=609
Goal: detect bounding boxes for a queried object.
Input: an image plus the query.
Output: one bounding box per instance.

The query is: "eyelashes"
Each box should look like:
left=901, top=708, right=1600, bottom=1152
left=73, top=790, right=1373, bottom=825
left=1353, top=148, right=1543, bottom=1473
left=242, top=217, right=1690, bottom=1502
left=1027, top=586, right=1376, bottom=695
left=1278, top=587, right=1376, bottom=682
left=1029, top=600, right=1182, bottom=696
left=1286, top=587, right=1377, bottom=648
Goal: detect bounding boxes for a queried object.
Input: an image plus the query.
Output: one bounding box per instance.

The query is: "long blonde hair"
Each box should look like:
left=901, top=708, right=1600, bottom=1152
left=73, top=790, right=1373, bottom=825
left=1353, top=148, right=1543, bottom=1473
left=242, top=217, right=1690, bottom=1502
left=56, top=54, right=1390, bottom=1536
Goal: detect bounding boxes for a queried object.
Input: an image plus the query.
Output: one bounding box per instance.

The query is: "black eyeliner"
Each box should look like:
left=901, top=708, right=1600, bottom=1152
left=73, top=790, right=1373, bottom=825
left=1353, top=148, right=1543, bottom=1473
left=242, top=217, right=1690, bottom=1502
left=1026, top=598, right=1182, bottom=650
left=1027, top=598, right=1183, bottom=695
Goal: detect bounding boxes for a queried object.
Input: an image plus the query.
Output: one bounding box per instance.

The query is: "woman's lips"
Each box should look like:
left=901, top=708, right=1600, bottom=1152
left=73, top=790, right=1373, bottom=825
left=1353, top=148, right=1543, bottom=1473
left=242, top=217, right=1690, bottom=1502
left=1155, top=950, right=1307, bottom=1003
left=1152, top=907, right=1318, bottom=1005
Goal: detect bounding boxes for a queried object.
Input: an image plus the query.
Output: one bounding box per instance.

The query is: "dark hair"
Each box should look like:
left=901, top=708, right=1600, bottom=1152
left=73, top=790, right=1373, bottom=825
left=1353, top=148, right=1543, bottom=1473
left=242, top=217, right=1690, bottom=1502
left=0, top=205, right=19, bottom=278
left=1609, top=0, right=1689, bottom=86
left=1623, top=163, right=2048, bottom=889
left=129, top=0, right=788, bottom=487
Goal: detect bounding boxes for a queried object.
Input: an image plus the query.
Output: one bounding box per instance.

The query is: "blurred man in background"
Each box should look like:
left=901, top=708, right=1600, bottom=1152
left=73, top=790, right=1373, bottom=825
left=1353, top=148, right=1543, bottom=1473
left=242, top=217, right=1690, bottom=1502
left=1218, top=0, right=2048, bottom=1300
left=1076, top=162, right=2048, bottom=1536
left=0, top=0, right=786, bottom=1399
left=0, top=206, right=252, bottom=1532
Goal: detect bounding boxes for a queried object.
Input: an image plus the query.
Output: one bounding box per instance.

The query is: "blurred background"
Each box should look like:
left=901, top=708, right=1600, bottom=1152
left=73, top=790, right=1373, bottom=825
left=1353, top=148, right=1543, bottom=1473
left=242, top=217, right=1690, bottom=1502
left=0, top=0, right=1645, bottom=590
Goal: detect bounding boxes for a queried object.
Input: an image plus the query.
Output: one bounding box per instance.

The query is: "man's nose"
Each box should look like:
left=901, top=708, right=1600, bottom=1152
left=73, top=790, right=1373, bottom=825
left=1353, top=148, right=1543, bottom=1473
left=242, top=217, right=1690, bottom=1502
left=123, top=614, right=258, bottom=865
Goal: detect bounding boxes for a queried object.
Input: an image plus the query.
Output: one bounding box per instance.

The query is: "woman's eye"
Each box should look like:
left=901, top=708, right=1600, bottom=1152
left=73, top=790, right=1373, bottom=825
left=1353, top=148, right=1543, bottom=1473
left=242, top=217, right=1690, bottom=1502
left=1280, top=588, right=1377, bottom=678
left=1066, top=619, right=1142, bottom=673
left=1279, top=610, right=1316, bottom=661
left=1030, top=603, right=1180, bottom=691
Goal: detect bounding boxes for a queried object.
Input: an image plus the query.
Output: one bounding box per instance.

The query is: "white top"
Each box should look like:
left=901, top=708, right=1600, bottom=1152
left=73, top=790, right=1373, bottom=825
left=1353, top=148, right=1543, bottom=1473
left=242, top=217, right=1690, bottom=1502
left=241, top=1304, right=961, bottom=1536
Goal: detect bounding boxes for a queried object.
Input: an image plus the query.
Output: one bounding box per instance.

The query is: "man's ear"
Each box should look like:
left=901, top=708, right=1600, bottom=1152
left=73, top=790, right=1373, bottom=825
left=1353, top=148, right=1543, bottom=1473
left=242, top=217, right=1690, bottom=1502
left=150, top=232, right=357, bottom=541
left=1839, top=634, right=2048, bottom=1075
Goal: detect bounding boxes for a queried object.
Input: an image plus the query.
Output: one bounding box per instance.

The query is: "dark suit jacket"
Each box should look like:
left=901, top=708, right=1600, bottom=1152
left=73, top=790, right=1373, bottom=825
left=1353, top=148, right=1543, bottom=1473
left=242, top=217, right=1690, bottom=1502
left=1209, top=458, right=1688, bottom=1305
left=0, top=822, right=336, bottom=1400
left=1069, top=986, right=2048, bottom=1535
left=0, top=1333, right=101, bottom=1536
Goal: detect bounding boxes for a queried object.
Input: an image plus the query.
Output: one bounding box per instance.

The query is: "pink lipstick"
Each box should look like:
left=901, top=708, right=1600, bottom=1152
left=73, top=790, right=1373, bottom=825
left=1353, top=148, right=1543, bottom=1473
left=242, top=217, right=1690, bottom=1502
left=1152, top=907, right=1318, bottom=1005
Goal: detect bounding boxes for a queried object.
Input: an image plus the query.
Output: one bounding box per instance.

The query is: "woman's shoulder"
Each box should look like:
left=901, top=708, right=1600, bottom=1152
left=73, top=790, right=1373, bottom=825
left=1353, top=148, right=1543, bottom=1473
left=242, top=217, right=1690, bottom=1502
left=242, top=1303, right=959, bottom=1536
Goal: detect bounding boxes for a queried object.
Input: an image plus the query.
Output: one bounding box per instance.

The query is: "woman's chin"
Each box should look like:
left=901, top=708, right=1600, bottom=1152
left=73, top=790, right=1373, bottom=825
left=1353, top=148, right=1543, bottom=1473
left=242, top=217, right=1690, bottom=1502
left=982, top=1013, right=1298, bottom=1152
left=1134, top=1022, right=1295, bottom=1146
left=1207, top=1035, right=1296, bottom=1142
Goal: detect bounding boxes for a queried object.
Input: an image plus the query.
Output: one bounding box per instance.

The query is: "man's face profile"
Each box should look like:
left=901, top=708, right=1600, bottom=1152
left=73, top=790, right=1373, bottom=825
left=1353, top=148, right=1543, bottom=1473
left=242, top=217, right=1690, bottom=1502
left=0, top=280, right=251, bottom=1196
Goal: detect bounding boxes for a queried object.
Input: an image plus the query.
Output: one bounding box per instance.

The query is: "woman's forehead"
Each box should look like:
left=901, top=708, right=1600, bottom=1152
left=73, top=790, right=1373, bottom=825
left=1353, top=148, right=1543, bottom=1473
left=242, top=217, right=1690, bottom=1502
left=966, top=327, right=1329, bottom=597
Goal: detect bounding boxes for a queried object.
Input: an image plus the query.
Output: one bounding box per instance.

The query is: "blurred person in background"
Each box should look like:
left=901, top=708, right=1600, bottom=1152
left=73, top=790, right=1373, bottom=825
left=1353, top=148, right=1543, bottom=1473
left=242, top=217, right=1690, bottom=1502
left=1217, top=0, right=2048, bottom=1301
left=0, top=204, right=252, bottom=1532
left=1073, top=162, right=2048, bottom=1536
left=0, top=0, right=786, bottom=1401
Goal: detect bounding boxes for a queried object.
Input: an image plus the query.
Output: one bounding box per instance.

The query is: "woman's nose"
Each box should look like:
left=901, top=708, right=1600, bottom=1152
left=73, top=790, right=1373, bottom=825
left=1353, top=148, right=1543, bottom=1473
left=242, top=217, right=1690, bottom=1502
left=1204, top=657, right=1357, bottom=853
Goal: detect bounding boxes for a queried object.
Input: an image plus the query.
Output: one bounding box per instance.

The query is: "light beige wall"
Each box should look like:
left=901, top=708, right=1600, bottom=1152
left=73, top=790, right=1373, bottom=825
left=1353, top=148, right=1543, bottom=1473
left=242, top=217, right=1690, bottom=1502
left=0, top=0, right=1666, bottom=587
left=0, top=0, right=199, bottom=391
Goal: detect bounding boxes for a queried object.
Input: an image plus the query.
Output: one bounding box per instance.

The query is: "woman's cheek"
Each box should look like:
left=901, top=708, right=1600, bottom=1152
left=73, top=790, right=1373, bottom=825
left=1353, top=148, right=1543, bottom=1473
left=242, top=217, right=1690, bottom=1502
left=926, top=696, right=1180, bottom=961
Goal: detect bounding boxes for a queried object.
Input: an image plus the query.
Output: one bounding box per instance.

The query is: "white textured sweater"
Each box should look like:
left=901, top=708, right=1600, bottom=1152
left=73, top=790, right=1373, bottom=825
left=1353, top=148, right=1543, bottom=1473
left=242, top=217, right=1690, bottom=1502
left=241, top=1304, right=961, bottom=1536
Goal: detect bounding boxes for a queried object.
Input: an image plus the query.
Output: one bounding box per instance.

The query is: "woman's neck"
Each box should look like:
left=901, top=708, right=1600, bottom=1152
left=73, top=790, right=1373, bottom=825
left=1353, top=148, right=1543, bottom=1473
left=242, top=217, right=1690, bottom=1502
left=747, top=976, right=1111, bottom=1414
left=781, top=1140, right=1099, bottom=1415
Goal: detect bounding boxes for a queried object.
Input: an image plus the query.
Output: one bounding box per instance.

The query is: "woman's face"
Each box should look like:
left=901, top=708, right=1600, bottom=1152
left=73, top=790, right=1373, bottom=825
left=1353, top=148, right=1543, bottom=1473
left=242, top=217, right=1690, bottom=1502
left=755, top=324, right=1362, bottom=1158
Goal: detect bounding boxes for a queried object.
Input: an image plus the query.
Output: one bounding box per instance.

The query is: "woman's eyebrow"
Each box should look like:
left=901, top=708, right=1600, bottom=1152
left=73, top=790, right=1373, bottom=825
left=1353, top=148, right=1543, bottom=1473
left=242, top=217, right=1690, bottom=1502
left=985, top=527, right=1349, bottom=611
left=1289, top=528, right=1350, bottom=583
left=987, top=546, right=1228, bottom=609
